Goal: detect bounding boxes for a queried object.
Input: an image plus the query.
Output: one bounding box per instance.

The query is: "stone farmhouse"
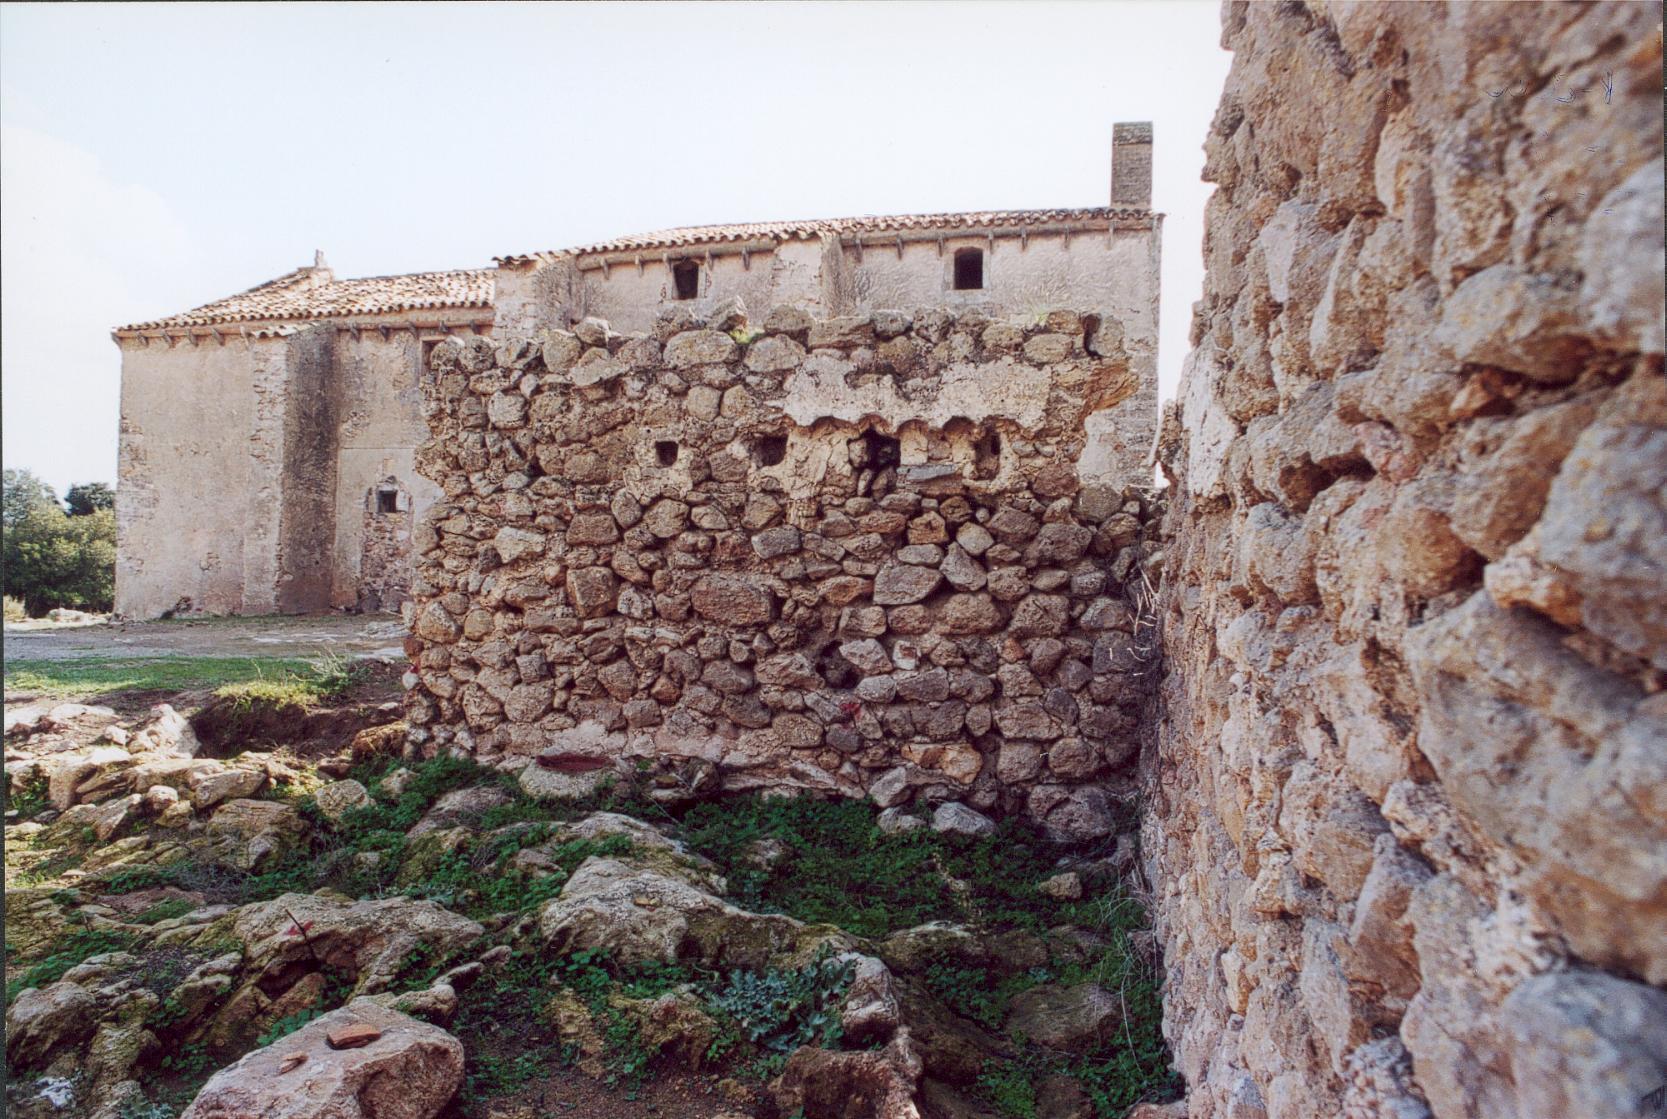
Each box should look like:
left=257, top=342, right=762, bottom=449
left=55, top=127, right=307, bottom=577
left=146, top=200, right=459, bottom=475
left=111, top=123, right=1158, bottom=619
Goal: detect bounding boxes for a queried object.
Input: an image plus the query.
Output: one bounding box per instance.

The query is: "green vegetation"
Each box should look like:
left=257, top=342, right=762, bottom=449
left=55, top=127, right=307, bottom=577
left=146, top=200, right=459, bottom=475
left=678, top=793, right=1129, bottom=937
left=132, top=897, right=197, bottom=925
left=3, top=652, right=368, bottom=700
left=3, top=772, right=50, bottom=819
left=254, top=1007, right=325, bottom=1048
left=5, top=928, right=138, bottom=1006
left=705, top=946, right=854, bottom=1068
left=2, top=467, right=117, bottom=615
left=4, top=655, right=320, bottom=698
left=3, top=594, right=26, bottom=622
left=2, top=724, right=1175, bottom=1116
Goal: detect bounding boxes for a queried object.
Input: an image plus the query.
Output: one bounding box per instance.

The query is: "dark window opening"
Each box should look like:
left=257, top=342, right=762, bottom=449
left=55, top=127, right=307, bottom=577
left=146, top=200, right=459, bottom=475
left=376, top=489, right=400, bottom=514
left=953, top=248, right=984, bottom=291
left=655, top=440, right=680, bottom=467
left=1082, top=314, right=1103, bottom=357
left=754, top=435, right=788, bottom=467
left=863, top=430, right=901, bottom=470
left=973, top=430, right=1002, bottom=480
left=672, top=260, right=700, bottom=301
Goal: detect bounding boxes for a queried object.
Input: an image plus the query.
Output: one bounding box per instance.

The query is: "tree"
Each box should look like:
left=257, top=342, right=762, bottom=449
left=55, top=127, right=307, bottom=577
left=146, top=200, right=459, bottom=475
left=2, top=476, right=117, bottom=615
left=3, top=467, right=58, bottom=528
left=65, top=482, right=115, bottom=516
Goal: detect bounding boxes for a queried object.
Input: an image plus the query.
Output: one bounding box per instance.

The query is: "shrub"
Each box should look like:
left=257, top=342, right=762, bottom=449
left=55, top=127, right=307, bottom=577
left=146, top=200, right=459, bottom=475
left=2, top=468, right=116, bottom=615
left=4, top=595, right=26, bottom=621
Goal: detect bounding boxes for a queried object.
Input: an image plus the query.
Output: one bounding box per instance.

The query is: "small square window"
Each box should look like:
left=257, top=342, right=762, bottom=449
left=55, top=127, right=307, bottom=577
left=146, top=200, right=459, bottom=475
left=953, top=248, right=984, bottom=291
left=672, top=260, right=700, bottom=301
left=655, top=440, right=679, bottom=467
left=376, top=489, right=399, bottom=514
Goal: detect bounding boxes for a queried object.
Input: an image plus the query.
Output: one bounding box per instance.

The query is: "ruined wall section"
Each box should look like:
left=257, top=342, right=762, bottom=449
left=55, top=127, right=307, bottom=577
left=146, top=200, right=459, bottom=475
left=329, top=326, right=458, bottom=611
left=1150, top=4, right=1664, bottom=1119
left=405, top=304, right=1163, bottom=839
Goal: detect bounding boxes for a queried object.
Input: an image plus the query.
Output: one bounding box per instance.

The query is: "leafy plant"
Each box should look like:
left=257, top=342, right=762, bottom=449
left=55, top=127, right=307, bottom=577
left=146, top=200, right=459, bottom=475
left=979, top=1058, right=1039, bottom=1118
left=133, top=898, right=196, bottom=925
left=256, top=1007, right=324, bottom=1048
left=3, top=772, right=49, bottom=818
left=706, top=947, right=855, bottom=1056
left=5, top=928, right=137, bottom=1007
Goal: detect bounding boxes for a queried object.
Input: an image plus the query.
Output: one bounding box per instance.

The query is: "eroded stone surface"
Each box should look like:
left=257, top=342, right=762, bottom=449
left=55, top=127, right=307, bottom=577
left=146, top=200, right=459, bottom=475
left=1149, top=5, right=1665, bottom=1118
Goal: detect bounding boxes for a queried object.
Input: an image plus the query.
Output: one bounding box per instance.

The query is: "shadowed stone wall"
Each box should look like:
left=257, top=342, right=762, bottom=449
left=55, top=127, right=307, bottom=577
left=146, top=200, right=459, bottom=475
left=1148, top=2, right=1665, bottom=1117
left=403, top=303, right=1164, bottom=838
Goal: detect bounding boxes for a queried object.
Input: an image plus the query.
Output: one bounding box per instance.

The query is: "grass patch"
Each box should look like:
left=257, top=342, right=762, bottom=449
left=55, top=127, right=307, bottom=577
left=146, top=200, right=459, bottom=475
left=4, top=650, right=368, bottom=702
left=4, top=656, right=319, bottom=698
left=676, top=794, right=1103, bottom=938
left=5, top=927, right=138, bottom=1008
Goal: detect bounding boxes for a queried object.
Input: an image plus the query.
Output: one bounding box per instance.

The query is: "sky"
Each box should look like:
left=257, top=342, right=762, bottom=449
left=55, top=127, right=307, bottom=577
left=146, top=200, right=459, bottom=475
left=0, top=1, right=1230, bottom=498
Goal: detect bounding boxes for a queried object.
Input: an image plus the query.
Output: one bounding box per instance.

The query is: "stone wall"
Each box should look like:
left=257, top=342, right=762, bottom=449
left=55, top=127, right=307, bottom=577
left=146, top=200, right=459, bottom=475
left=1148, top=3, right=1665, bottom=1119
left=403, top=302, right=1163, bottom=838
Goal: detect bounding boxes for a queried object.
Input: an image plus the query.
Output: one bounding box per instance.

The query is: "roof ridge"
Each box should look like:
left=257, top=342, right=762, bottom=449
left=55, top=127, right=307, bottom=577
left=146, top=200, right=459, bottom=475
left=498, top=205, right=1149, bottom=264
left=114, top=265, right=496, bottom=333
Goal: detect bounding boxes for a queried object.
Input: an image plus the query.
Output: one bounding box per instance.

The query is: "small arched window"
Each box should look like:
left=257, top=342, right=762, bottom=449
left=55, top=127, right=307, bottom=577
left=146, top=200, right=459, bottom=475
left=672, top=260, right=700, bottom=301
left=953, top=248, right=984, bottom=291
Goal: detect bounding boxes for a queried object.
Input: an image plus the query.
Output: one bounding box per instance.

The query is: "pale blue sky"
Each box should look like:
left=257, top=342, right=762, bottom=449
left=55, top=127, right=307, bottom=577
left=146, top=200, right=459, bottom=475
left=1, top=1, right=1229, bottom=497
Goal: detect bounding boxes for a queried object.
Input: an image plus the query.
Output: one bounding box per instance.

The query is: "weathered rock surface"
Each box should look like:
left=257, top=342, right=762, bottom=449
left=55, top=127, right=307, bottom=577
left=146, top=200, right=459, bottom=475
left=1150, top=5, right=1666, bottom=1119
left=179, top=1000, right=462, bottom=1119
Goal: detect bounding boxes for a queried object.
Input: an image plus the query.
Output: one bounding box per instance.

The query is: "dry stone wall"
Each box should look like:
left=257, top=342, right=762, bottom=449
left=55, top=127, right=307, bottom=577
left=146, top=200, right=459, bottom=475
left=1150, top=3, right=1665, bottom=1119
left=404, top=301, right=1163, bottom=840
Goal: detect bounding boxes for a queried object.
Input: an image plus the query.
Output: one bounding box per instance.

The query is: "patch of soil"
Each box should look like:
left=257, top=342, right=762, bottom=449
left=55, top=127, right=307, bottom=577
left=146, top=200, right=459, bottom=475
left=445, top=1068, right=763, bottom=1119
left=191, top=662, right=404, bottom=761
left=96, top=885, right=206, bottom=916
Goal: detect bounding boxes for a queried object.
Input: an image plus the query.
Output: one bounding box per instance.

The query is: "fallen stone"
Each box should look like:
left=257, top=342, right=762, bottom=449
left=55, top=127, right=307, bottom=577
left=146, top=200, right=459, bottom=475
left=1005, top=984, right=1123, bottom=1053
left=180, top=1000, right=462, bottom=1119
left=932, top=802, right=995, bottom=836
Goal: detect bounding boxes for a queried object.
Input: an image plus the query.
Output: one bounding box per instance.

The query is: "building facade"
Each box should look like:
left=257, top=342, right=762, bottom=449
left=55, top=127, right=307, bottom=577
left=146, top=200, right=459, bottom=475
left=112, top=123, right=1158, bottom=618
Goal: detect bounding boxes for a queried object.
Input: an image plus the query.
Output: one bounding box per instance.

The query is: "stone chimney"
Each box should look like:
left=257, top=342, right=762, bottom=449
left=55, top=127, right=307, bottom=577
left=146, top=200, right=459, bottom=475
left=1111, top=121, right=1153, bottom=209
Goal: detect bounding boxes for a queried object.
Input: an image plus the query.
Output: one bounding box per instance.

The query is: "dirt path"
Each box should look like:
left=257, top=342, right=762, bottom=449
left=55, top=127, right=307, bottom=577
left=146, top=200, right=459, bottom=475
left=3, top=613, right=408, bottom=663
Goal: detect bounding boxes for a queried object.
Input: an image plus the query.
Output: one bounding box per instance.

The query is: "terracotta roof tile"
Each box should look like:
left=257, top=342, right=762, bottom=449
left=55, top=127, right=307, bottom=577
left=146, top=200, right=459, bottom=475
left=116, top=266, right=494, bottom=332
left=497, top=206, right=1150, bottom=265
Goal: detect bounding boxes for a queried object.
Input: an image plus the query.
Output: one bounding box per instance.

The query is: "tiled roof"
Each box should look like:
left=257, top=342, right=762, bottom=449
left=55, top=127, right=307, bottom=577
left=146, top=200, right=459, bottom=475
left=497, top=206, right=1149, bottom=264
left=115, top=266, right=495, bottom=332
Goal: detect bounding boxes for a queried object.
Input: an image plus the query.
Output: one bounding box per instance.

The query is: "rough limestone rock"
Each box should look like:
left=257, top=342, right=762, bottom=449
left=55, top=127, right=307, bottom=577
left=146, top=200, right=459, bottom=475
left=5, top=981, right=98, bottom=1067
left=313, top=780, right=370, bottom=821
left=228, top=894, right=484, bottom=995
left=180, top=1000, right=462, bottom=1119
left=1150, top=4, right=1665, bottom=1118
left=539, top=854, right=834, bottom=970
left=1004, top=984, right=1122, bottom=1054
left=930, top=802, right=995, bottom=837
left=203, top=800, right=308, bottom=871
left=770, top=1031, right=924, bottom=1119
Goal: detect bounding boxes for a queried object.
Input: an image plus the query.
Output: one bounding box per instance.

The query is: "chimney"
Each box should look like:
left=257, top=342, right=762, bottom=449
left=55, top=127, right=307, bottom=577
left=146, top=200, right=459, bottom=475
left=1111, top=121, right=1153, bottom=209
